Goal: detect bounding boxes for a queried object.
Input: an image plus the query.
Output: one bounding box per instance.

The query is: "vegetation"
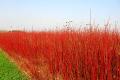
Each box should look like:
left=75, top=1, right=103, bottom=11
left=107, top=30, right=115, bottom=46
left=0, top=27, right=120, bottom=80
left=0, top=50, right=28, bottom=80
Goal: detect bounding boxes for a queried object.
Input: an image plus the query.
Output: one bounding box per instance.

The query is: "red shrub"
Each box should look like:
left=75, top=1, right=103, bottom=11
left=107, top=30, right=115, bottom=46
left=0, top=28, right=120, bottom=80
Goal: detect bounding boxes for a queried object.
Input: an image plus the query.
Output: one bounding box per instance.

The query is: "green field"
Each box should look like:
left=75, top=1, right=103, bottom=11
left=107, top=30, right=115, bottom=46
left=0, top=50, right=28, bottom=80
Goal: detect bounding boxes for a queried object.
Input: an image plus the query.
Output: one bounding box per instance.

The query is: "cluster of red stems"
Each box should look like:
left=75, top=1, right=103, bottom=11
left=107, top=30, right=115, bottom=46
left=0, top=27, right=120, bottom=80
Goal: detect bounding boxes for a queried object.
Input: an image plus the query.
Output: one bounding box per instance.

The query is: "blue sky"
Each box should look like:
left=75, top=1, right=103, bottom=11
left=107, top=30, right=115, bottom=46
left=0, top=0, right=120, bottom=30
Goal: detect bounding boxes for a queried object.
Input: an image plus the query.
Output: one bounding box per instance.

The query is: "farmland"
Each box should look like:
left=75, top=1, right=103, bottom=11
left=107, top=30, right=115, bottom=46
left=0, top=27, right=120, bottom=80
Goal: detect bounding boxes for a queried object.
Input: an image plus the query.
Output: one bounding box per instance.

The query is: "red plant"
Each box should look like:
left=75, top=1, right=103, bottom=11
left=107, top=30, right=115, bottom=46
left=0, top=28, right=120, bottom=80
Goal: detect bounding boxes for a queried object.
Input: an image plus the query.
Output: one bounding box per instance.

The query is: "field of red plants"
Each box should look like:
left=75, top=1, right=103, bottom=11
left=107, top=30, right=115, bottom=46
left=0, top=27, right=120, bottom=80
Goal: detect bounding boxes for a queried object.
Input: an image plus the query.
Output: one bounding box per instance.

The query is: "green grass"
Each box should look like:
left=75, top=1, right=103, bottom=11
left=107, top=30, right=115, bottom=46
left=0, top=50, right=28, bottom=80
